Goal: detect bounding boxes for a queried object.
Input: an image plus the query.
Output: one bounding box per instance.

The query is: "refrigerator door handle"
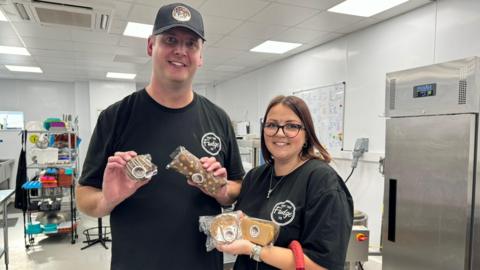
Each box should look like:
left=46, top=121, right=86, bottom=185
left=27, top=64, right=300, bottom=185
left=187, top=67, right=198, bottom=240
left=388, top=179, right=397, bottom=242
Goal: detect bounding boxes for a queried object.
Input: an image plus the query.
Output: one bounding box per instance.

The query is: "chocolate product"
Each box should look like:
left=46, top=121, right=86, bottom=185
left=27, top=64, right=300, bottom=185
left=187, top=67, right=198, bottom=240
left=209, top=213, right=241, bottom=244
left=125, top=154, right=158, bottom=181
left=166, top=146, right=227, bottom=194
left=240, top=217, right=279, bottom=246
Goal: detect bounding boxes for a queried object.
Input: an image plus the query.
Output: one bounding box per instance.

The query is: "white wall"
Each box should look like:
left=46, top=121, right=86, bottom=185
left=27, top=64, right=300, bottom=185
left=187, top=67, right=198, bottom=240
left=88, top=80, right=136, bottom=133
left=0, top=79, right=91, bottom=184
left=210, top=0, right=480, bottom=252
left=0, top=78, right=135, bottom=180
left=0, top=79, right=76, bottom=121
left=74, top=82, right=91, bottom=170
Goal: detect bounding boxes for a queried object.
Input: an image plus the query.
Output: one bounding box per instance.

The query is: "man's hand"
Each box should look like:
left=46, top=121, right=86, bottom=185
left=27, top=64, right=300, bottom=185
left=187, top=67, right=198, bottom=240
left=186, top=156, right=237, bottom=205
left=101, top=151, right=150, bottom=211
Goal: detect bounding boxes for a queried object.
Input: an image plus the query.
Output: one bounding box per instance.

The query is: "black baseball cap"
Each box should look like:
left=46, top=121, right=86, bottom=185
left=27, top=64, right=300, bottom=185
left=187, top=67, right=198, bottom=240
left=152, top=3, right=206, bottom=41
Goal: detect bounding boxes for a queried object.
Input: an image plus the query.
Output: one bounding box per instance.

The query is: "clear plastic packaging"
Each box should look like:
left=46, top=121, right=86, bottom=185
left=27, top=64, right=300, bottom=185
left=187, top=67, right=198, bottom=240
left=199, top=211, right=242, bottom=251
left=241, top=216, right=280, bottom=246
left=125, top=154, right=158, bottom=181
left=199, top=212, right=280, bottom=251
left=166, top=146, right=227, bottom=194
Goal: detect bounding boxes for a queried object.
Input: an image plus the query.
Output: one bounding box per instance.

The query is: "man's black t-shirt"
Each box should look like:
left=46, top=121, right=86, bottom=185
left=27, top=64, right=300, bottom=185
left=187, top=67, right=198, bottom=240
left=234, top=159, right=353, bottom=270
left=79, top=89, right=245, bottom=270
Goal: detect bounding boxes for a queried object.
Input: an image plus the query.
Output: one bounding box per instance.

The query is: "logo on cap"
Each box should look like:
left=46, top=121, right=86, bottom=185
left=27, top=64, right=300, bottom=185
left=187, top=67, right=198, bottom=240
left=172, top=6, right=191, bottom=22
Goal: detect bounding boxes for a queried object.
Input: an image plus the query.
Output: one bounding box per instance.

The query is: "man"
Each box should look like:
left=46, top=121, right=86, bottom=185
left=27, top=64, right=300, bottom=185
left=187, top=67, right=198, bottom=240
left=76, top=3, right=244, bottom=270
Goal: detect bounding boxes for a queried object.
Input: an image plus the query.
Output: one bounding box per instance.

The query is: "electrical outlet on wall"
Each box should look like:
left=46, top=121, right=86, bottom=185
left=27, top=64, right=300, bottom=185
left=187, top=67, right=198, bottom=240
left=352, top=138, right=369, bottom=168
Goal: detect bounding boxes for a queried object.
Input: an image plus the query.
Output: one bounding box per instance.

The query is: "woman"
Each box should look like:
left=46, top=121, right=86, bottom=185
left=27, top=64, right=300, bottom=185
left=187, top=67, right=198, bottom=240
left=217, top=95, right=353, bottom=270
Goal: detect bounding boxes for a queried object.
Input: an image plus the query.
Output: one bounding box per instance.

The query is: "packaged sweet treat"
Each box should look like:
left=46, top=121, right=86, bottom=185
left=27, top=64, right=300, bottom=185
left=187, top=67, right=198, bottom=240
left=199, top=211, right=242, bottom=251
left=240, top=216, right=280, bottom=246
left=125, top=154, right=158, bottom=181
left=166, top=146, right=227, bottom=194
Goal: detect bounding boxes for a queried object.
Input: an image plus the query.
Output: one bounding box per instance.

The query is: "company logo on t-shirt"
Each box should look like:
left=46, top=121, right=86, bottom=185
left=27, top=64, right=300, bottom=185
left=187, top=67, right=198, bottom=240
left=270, top=200, right=296, bottom=226
left=201, top=132, right=222, bottom=156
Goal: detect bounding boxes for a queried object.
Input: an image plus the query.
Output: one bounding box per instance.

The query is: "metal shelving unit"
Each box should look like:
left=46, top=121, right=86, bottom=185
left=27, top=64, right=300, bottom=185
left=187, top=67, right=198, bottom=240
left=22, top=126, right=79, bottom=249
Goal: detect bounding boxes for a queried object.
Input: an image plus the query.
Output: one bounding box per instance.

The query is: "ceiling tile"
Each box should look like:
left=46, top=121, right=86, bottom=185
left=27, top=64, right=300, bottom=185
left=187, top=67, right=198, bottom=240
left=0, top=36, right=24, bottom=47
left=229, top=22, right=287, bottom=40
left=73, top=42, right=117, bottom=54
left=33, top=56, right=75, bottom=65
left=0, top=55, right=36, bottom=66
left=0, top=22, right=19, bottom=37
left=12, top=22, right=72, bottom=40
left=274, top=0, right=343, bottom=10
left=200, top=0, right=269, bottom=20
left=118, top=36, right=148, bottom=50
left=28, top=49, right=76, bottom=59
left=203, top=16, right=243, bottom=35
left=270, top=27, right=334, bottom=44
left=213, top=36, right=265, bottom=51
left=249, top=3, right=319, bottom=26
left=109, top=19, right=128, bottom=35
left=373, top=0, right=433, bottom=20
left=128, top=4, right=157, bottom=24
left=297, top=11, right=363, bottom=32
left=112, top=1, right=132, bottom=20
left=74, top=52, right=115, bottom=62
left=22, top=37, right=75, bottom=51
left=203, top=33, right=225, bottom=46
left=0, top=0, right=433, bottom=83
left=71, top=29, right=121, bottom=45
left=228, top=51, right=276, bottom=67
left=136, top=0, right=205, bottom=8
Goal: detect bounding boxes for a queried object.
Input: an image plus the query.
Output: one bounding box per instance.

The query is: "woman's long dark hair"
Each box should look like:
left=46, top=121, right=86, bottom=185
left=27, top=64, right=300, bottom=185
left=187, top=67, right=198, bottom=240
left=261, top=95, right=332, bottom=164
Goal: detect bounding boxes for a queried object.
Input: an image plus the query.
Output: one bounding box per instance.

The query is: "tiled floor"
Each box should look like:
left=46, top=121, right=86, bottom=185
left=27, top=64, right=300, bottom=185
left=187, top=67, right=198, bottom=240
left=0, top=206, right=382, bottom=270
left=0, top=208, right=111, bottom=270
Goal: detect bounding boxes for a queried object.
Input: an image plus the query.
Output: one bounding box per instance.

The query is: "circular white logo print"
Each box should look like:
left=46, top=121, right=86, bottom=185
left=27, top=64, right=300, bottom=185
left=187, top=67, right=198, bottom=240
left=172, top=6, right=191, bottom=22
left=201, top=132, right=222, bottom=156
left=249, top=225, right=260, bottom=238
left=270, top=200, right=296, bottom=226
left=191, top=173, right=205, bottom=184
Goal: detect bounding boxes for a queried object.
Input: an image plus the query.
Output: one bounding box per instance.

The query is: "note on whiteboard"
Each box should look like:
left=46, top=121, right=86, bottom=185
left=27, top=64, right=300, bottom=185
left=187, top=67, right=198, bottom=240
left=293, top=82, right=345, bottom=152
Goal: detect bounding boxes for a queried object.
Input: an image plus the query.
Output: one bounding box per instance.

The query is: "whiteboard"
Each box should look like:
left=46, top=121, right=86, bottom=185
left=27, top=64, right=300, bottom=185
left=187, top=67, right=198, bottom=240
left=293, top=82, right=345, bottom=152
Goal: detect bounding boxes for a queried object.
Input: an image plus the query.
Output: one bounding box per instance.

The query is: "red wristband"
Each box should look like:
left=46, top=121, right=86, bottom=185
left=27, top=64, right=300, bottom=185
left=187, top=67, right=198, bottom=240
left=288, top=240, right=305, bottom=270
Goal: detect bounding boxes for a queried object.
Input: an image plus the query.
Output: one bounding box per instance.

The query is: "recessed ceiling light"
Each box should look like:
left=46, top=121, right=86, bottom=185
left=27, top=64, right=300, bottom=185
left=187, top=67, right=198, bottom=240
left=0, top=10, right=8, bottom=21
left=123, top=22, right=153, bottom=39
left=328, top=0, right=409, bottom=17
left=250, top=41, right=302, bottom=54
left=0, top=46, right=30, bottom=56
left=5, top=65, right=42, bottom=73
left=106, top=72, right=136, bottom=80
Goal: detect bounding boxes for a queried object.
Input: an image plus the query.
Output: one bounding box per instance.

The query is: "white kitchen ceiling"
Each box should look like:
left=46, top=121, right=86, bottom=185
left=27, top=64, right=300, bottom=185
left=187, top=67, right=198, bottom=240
left=0, top=0, right=432, bottom=85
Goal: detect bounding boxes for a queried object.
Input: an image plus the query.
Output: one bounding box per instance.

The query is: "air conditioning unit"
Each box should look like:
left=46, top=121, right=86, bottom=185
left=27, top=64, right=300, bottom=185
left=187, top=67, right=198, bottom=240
left=11, top=0, right=113, bottom=31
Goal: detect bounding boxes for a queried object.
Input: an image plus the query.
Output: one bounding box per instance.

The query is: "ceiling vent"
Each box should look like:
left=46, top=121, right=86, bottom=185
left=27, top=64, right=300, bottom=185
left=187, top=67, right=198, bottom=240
left=11, top=0, right=113, bottom=31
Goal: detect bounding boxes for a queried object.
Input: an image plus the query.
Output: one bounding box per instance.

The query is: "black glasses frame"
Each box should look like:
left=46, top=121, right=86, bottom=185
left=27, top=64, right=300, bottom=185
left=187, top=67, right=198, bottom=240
left=263, top=122, right=304, bottom=138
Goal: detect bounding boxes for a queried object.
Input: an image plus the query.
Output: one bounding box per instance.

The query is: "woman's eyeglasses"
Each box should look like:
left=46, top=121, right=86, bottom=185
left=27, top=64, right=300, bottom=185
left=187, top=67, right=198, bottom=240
left=263, top=122, right=304, bottom=138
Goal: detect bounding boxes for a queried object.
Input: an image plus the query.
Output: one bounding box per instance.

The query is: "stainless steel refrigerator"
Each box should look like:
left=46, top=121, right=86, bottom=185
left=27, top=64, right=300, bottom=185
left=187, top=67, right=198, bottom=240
left=382, top=57, right=480, bottom=270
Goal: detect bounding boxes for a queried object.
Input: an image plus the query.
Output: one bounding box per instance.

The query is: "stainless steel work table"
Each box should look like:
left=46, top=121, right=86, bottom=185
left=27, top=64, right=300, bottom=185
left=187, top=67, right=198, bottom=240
left=0, top=189, right=15, bottom=269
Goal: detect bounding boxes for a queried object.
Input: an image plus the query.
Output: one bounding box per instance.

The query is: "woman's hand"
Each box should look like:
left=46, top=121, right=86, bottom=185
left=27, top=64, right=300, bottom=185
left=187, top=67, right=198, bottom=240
left=216, top=239, right=255, bottom=256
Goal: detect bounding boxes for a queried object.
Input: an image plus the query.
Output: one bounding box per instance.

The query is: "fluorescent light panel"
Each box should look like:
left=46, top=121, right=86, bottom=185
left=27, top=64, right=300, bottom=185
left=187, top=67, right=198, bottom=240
left=123, top=22, right=153, bottom=39
left=328, top=0, right=409, bottom=17
left=0, top=46, right=30, bottom=56
left=106, top=72, right=136, bottom=79
left=5, top=65, right=42, bottom=73
left=250, top=41, right=302, bottom=54
left=0, top=10, right=7, bottom=21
